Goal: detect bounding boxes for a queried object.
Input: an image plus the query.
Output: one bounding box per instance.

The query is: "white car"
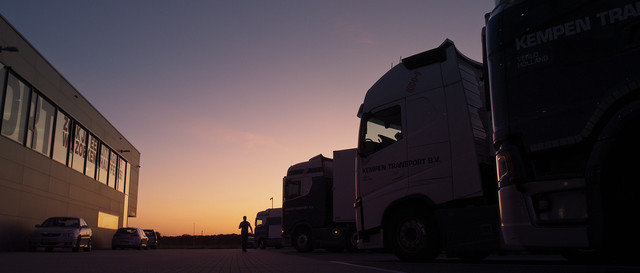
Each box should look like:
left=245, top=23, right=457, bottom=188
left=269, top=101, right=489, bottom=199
left=28, top=217, right=92, bottom=252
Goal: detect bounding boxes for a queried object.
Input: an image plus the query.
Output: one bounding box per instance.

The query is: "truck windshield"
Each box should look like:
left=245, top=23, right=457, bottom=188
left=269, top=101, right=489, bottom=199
left=359, top=105, right=402, bottom=157
left=284, top=180, right=301, bottom=200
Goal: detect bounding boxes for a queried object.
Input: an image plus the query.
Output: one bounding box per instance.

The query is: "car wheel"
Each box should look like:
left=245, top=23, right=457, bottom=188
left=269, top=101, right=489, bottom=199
left=72, top=237, right=81, bottom=252
left=258, top=239, right=266, bottom=249
left=84, top=238, right=92, bottom=252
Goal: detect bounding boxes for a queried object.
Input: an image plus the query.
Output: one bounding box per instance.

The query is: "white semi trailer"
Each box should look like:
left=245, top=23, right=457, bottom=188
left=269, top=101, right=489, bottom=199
left=355, top=40, right=500, bottom=261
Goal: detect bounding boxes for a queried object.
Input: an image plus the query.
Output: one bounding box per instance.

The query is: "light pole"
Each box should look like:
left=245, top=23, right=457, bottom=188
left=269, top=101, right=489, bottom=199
left=270, top=197, right=273, bottom=209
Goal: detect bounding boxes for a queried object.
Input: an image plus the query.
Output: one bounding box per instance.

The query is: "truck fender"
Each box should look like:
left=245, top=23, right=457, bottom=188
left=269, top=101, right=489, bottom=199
left=585, top=97, right=640, bottom=250
left=381, top=195, right=436, bottom=245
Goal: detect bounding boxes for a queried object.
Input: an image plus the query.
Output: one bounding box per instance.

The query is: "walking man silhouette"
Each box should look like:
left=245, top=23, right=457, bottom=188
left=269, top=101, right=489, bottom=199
left=238, top=216, right=253, bottom=252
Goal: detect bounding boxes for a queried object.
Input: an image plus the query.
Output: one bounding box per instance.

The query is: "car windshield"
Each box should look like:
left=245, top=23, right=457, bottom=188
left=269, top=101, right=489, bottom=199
left=41, top=218, right=79, bottom=228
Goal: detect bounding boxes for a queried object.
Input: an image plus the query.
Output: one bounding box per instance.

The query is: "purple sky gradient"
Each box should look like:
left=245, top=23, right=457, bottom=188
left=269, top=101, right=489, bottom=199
left=1, top=0, right=494, bottom=235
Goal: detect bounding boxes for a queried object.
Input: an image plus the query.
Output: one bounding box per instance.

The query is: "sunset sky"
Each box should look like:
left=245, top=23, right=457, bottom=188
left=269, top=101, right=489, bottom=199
left=0, top=0, right=494, bottom=236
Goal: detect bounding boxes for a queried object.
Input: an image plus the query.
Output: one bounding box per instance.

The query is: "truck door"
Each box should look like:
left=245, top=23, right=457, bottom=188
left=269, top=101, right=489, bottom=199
left=404, top=89, right=452, bottom=201
left=358, top=102, right=408, bottom=230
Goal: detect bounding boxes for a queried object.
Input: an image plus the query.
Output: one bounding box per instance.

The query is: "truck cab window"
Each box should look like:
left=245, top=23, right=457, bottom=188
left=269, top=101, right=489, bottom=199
left=359, top=105, right=402, bottom=157
left=284, top=180, right=301, bottom=200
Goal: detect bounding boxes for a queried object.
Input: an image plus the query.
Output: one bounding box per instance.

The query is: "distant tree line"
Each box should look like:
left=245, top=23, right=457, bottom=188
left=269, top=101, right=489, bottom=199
left=159, top=234, right=242, bottom=249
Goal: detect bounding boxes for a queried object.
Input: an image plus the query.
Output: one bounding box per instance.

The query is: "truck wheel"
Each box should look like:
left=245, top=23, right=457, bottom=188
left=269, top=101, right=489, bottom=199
left=258, top=239, right=266, bottom=249
left=293, top=229, right=313, bottom=253
left=347, top=230, right=358, bottom=251
left=391, top=211, right=439, bottom=262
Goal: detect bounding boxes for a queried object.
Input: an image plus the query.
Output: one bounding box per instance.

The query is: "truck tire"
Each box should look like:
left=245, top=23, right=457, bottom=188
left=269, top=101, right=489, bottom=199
left=293, top=229, right=313, bottom=253
left=391, top=210, right=440, bottom=262
left=347, top=230, right=358, bottom=251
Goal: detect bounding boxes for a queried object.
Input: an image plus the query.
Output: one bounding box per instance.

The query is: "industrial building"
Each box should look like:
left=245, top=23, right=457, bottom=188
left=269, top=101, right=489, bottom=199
left=0, top=14, right=140, bottom=250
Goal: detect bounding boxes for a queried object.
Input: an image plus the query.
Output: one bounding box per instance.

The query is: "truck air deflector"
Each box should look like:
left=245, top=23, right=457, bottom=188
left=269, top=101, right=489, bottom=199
left=402, top=39, right=452, bottom=70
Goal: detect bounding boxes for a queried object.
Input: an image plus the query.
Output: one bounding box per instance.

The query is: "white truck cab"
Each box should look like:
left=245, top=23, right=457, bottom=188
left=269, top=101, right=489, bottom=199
left=355, top=40, right=499, bottom=261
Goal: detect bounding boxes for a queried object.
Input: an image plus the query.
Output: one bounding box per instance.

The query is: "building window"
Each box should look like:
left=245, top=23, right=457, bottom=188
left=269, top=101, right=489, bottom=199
left=1, top=73, right=30, bottom=144
left=116, top=157, right=126, bottom=193
left=0, top=63, right=6, bottom=120
left=108, top=150, right=117, bottom=188
left=97, top=211, right=119, bottom=230
left=71, top=124, right=87, bottom=173
left=52, top=110, right=71, bottom=164
left=27, top=94, right=55, bottom=156
left=97, top=143, right=109, bottom=185
left=0, top=64, right=133, bottom=194
left=0, top=62, right=5, bottom=90
left=86, top=134, right=98, bottom=179
left=125, top=163, right=131, bottom=195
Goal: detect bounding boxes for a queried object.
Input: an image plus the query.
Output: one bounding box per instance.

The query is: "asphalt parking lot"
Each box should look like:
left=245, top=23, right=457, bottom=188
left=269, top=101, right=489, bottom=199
left=2, top=248, right=640, bottom=273
left=2, top=248, right=375, bottom=273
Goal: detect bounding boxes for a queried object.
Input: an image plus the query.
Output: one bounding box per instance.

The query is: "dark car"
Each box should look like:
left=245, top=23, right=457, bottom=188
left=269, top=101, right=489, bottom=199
left=143, top=229, right=158, bottom=249
left=112, top=227, right=149, bottom=250
left=28, top=217, right=92, bottom=252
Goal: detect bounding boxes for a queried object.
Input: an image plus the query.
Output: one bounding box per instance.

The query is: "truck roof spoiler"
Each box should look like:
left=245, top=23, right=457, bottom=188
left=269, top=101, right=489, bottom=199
left=402, top=39, right=481, bottom=70
left=401, top=39, right=452, bottom=70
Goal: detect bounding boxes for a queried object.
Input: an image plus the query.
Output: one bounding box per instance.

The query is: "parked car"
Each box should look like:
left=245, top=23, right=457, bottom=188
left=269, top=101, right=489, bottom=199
left=143, top=229, right=158, bottom=249
left=112, top=227, right=149, bottom=250
left=28, top=217, right=92, bottom=252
